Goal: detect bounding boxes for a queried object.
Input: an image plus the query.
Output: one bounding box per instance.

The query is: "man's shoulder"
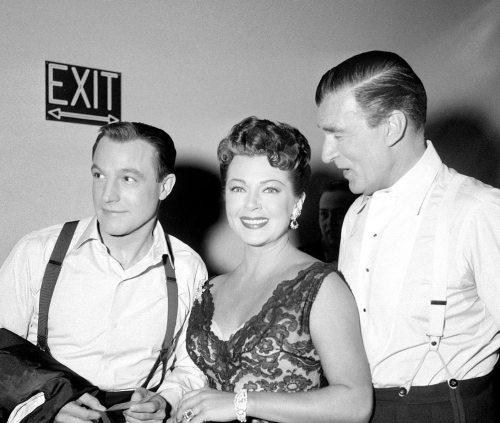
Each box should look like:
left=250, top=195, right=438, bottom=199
left=12, top=222, right=65, bottom=260
left=165, top=233, right=206, bottom=269
left=438, top=168, right=500, bottom=228
left=1, top=217, right=92, bottom=279
left=448, top=169, right=500, bottom=206
left=20, top=217, right=89, bottom=244
left=163, top=233, right=208, bottom=295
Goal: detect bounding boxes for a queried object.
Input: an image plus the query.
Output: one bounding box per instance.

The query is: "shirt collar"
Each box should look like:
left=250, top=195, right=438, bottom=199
left=74, top=216, right=175, bottom=269
left=390, top=141, right=442, bottom=214
left=74, top=216, right=100, bottom=248
left=355, top=141, right=443, bottom=215
left=152, top=221, right=175, bottom=270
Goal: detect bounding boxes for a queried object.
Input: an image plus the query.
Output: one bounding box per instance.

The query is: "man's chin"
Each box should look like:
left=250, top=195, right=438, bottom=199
left=98, top=221, right=130, bottom=238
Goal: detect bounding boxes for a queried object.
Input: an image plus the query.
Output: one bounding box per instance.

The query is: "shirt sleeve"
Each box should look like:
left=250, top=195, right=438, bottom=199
left=0, top=234, right=45, bottom=337
left=157, top=257, right=208, bottom=409
left=464, top=193, right=500, bottom=326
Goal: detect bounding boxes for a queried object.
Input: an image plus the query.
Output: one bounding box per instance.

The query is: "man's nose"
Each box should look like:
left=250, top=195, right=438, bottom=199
left=102, top=180, right=119, bottom=202
left=321, top=135, right=339, bottom=164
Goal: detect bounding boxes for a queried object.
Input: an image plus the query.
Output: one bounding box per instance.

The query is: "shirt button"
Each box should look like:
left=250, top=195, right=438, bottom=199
left=373, top=233, right=377, bottom=237
left=363, top=308, right=367, bottom=312
left=365, top=268, right=370, bottom=272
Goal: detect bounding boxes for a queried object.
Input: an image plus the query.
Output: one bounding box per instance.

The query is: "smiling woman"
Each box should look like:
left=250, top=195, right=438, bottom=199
left=175, top=116, right=373, bottom=423
left=224, top=155, right=299, bottom=248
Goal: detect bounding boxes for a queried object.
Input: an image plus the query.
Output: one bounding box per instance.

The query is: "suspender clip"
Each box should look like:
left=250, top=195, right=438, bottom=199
left=398, top=387, right=408, bottom=397
left=427, top=334, right=442, bottom=351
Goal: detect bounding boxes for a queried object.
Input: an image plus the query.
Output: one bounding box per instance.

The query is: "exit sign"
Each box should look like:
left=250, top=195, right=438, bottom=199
left=46, top=61, right=121, bottom=126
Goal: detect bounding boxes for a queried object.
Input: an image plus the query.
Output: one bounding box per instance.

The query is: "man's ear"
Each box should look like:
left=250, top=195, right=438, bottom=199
left=385, top=110, right=407, bottom=147
left=159, top=173, right=176, bottom=201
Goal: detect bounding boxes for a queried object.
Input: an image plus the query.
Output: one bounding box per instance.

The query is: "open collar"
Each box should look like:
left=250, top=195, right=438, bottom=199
left=74, top=217, right=175, bottom=269
left=354, top=141, right=443, bottom=215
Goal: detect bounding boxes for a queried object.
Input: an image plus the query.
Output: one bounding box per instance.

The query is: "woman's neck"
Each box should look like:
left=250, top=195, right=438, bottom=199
left=236, top=235, right=294, bottom=280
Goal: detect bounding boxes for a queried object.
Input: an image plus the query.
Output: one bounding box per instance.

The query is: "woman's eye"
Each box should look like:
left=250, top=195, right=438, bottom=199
left=229, top=186, right=244, bottom=192
left=92, top=172, right=103, bottom=179
left=263, top=186, right=279, bottom=193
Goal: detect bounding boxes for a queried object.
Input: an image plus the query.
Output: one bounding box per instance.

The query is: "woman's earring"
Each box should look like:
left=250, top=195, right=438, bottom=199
left=289, top=205, right=302, bottom=230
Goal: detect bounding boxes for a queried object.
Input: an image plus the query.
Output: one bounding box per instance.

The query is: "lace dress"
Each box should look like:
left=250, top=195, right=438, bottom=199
left=186, top=262, right=337, bottom=422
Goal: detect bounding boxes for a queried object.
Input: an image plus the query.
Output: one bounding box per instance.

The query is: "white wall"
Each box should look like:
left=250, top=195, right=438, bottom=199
left=1, top=0, right=499, bottom=270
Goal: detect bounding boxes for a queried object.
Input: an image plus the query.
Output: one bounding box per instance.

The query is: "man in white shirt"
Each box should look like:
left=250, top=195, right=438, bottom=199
left=315, top=51, right=499, bottom=422
left=0, top=122, right=208, bottom=422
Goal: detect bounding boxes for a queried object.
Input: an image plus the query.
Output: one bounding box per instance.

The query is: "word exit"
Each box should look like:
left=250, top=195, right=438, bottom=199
left=46, top=61, right=121, bottom=126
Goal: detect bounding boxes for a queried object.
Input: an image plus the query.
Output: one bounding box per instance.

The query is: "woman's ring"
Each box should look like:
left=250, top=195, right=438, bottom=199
left=183, top=408, right=195, bottom=421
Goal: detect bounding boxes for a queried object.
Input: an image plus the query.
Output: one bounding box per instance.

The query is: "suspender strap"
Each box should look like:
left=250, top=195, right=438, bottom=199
left=37, top=220, right=79, bottom=352
left=427, top=173, right=466, bottom=350
left=400, top=172, right=467, bottom=394
left=37, top=221, right=179, bottom=390
left=142, top=254, right=178, bottom=390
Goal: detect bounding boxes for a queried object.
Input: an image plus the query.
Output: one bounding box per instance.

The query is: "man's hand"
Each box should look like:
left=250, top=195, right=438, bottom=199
left=55, top=392, right=106, bottom=422
left=123, top=387, right=170, bottom=422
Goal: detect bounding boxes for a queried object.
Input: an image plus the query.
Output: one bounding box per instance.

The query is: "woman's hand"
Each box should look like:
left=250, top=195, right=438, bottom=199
left=123, top=387, right=169, bottom=422
left=175, top=388, right=237, bottom=423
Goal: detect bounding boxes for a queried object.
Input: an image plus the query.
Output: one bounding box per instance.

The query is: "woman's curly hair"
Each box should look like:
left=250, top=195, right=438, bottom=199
left=217, top=116, right=311, bottom=196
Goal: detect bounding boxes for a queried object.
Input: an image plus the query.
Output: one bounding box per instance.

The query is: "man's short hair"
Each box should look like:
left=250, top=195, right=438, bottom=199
left=321, top=179, right=356, bottom=199
left=92, top=122, right=176, bottom=181
left=315, top=50, right=427, bottom=131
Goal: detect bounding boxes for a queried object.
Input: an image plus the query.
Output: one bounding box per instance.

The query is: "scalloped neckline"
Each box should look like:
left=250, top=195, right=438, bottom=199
left=205, top=261, right=325, bottom=344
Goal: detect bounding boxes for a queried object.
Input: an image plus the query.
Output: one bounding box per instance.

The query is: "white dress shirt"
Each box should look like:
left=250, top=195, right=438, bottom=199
left=0, top=216, right=208, bottom=407
left=339, top=142, right=500, bottom=388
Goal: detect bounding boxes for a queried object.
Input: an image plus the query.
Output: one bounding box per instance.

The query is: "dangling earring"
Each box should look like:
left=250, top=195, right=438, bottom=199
left=289, top=205, right=302, bottom=230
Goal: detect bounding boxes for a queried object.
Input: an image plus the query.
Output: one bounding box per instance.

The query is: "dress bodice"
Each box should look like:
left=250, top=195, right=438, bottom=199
left=186, top=262, right=338, bottom=396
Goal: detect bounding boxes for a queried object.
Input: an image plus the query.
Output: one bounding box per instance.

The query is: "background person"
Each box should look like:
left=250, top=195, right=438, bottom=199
left=301, top=179, right=356, bottom=265
left=0, top=122, right=207, bottom=422
left=175, top=116, right=372, bottom=423
left=316, top=50, right=500, bottom=422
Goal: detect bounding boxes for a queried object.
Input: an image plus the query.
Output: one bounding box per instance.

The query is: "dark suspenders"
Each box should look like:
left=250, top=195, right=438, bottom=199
left=142, top=254, right=178, bottom=390
left=37, top=221, right=79, bottom=353
left=36, top=221, right=178, bottom=391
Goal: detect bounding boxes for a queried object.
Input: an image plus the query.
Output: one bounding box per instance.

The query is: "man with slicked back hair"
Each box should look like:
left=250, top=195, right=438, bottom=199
left=316, top=51, right=500, bottom=423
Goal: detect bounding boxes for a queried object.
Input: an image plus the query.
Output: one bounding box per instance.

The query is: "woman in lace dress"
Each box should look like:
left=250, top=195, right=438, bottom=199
left=175, top=117, right=372, bottom=423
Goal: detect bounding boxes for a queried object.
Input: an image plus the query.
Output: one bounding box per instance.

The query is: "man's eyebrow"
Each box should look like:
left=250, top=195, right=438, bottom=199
left=120, top=168, right=145, bottom=177
left=317, top=123, right=343, bottom=133
left=89, top=165, right=145, bottom=177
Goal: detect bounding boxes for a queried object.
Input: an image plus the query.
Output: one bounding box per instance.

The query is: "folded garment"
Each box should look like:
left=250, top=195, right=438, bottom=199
left=0, top=328, right=99, bottom=423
